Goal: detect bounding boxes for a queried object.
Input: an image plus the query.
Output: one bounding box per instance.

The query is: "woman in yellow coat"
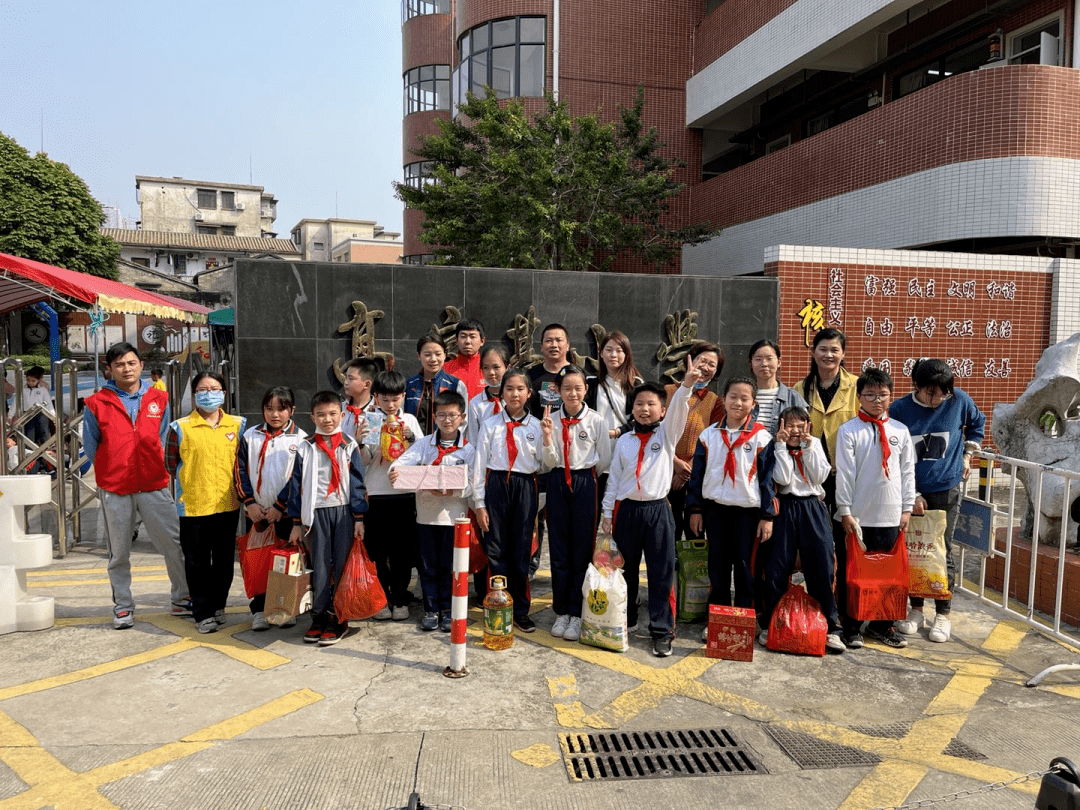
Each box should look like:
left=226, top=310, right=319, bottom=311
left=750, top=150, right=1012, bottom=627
left=791, top=328, right=862, bottom=646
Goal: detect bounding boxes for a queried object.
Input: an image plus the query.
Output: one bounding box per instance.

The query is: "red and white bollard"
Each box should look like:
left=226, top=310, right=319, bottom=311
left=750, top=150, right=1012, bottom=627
left=443, top=517, right=471, bottom=678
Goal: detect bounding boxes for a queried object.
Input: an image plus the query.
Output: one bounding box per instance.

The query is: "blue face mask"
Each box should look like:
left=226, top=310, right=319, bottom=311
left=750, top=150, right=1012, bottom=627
left=195, top=390, right=225, bottom=411
left=693, top=381, right=709, bottom=390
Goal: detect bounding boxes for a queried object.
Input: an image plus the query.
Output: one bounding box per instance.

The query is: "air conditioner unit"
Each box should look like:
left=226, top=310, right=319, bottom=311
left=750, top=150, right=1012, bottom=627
left=234, top=202, right=245, bottom=211
left=194, top=212, right=205, bottom=221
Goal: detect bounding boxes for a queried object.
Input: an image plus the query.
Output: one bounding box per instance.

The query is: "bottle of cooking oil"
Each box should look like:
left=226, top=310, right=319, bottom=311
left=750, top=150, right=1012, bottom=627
left=482, top=575, right=513, bottom=650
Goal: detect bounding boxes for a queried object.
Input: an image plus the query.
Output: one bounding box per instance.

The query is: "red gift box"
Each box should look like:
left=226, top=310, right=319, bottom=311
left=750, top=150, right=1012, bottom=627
left=705, top=605, right=756, bottom=661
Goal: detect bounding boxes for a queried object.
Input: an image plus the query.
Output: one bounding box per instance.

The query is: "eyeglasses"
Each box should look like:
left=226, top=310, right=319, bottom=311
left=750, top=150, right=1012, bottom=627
left=195, top=387, right=223, bottom=394
left=860, top=393, right=890, bottom=402
left=434, top=412, right=462, bottom=421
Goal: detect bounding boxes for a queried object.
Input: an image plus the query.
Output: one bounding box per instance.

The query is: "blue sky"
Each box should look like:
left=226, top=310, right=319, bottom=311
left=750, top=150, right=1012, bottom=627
left=0, top=0, right=404, bottom=238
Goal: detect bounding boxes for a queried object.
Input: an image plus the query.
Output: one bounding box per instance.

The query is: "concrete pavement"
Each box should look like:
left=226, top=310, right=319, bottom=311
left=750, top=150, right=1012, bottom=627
left=3, top=530, right=1080, bottom=810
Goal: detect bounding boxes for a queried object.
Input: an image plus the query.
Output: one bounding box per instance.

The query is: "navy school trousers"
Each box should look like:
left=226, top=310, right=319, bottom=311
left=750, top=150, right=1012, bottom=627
left=546, top=467, right=597, bottom=618
left=483, top=471, right=539, bottom=620
left=365, top=493, right=418, bottom=608
left=612, top=498, right=676, bottom=640
left=308, top=504, right=354, bottom=618
left=417, top=523, right=453, bottom=614
left=702, top=502, right=759, bottom=609
left=760, top=493, right=841, bottom=633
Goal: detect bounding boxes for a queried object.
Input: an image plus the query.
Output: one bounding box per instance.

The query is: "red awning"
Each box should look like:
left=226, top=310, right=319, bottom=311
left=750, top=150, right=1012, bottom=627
left=0, top=252, right=209, bottom=322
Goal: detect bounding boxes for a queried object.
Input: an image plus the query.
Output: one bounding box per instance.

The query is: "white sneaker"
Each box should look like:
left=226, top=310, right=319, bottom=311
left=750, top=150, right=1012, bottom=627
left=251, top=612, right=270, bottom=631
left=551, top=614, right=570, bottom=638
left=214, top=609, right=227, bottom=625
left=758, top=629, right=768, bottom=646
left=563, top=617, right=582, bottom=642
left=113, top=610, right=134, bottom=630
left=391, top=605, right=410, bottom=621
left=825, top=633, right=847, bottom=653
left=374, top=606, right=392, bottom=621
left=928, top=614, right=951, bottom=643
left=701, top=626, right=709, bottom=643
left=197, top=617, right=218, bottom=634
left=897, top=608, right=924, bottom=636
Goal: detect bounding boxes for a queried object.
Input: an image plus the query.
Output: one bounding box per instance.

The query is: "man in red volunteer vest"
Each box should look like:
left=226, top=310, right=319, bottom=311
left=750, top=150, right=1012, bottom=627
left=83, top=342, right=189, bottom=629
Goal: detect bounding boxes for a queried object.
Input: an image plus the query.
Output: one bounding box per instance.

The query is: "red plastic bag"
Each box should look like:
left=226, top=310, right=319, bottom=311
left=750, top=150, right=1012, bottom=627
left=845, top=532, right=909, bottom=621
left=468, top=510, right=489, bottom=574
left=237, top=523, right=279, bottom=599
left=334, top=538, right=388, bottom=621
left=767, top=582, right=827, bottom=656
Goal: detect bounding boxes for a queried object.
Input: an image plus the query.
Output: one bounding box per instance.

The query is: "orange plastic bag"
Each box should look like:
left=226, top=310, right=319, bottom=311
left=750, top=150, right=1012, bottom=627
left=237, top=523, right=279, bottom=599
left=845, top=532, right=909, bottom=621
left=333, top=538, right=388, bottom=621
left=767, top=582, right=827, bottom=657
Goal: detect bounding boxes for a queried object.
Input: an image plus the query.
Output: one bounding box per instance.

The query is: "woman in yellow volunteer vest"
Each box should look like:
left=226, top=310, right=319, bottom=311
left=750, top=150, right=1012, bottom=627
left=165, top=371, right=247, bottom=634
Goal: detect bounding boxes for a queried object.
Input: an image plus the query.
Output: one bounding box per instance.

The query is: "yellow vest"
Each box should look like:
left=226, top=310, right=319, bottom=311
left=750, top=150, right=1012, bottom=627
left=173, top=410, right=245, bottom=517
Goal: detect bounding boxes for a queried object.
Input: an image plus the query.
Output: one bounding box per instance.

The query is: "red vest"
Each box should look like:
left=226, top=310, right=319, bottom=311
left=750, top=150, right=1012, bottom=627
left=86, top=387, right=170, bottom=495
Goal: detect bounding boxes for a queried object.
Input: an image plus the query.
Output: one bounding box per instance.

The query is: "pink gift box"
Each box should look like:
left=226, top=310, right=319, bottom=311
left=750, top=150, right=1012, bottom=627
left=391, top=465, right=469, bottom=492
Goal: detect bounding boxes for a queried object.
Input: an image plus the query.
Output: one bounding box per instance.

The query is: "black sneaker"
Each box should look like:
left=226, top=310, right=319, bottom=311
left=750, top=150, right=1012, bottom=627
left=420, top=612, right=439, bottom=631
left=653, top=637, right=673, bottom=657
left=514, top=615, right=536, bottom=633
left=843, top=630, right=864, bottom=649
left=304, top=616, right=327, bottom=644
left=867, top=625, right=908, bottom=649
left=439, top=612, right=452, bottom=633
left=319, top=622, right=349, bottom=646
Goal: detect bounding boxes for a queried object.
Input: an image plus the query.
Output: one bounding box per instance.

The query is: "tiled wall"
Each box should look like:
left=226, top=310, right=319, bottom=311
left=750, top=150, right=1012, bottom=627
left=684, top=155, right=1080, bottom=277
left=769, top=245, right=1059, bottom=441
left=692, top=0, right=797, bottom=72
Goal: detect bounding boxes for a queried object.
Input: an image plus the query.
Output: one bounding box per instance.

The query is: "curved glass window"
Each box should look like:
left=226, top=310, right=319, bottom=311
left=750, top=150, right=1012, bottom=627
left=402, top=0, right=448, bottom=22
left=455, top=16, right=545, bottom=107
left=403, top=254, right=435, bottom=265
left=405, top=65, right=450, bottom=115
left=404, top=161, right=436, bottom=189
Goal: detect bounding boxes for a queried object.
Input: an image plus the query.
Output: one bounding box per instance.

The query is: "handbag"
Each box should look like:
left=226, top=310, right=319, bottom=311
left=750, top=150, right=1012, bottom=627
left=236, top=522, right=279, bottom=599
left=333, top=538, right=388, bottom=621
left=767, top=581, right=827, bottom=656
left=845, top=532, right=909, bottom=621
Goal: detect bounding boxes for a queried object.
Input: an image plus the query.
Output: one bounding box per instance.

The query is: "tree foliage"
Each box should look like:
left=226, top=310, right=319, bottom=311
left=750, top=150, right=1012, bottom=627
left=394, top=88, right=717, bottom=272
left=0, top=132, right=119, bottom=279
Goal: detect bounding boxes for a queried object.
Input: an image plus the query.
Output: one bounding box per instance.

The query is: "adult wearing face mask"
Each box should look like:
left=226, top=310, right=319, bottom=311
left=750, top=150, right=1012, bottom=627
left=165, top=372, right=247, bottom=634
left=83, top=342, right=190, bottom=630
left=888, top=358, right=984, bottom=643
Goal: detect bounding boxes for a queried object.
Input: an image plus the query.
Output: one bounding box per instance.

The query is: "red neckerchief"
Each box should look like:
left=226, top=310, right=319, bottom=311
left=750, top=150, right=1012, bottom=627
left=858, top=410, right=891, bottom=478
left=345, top=400, right=368, bottom=420
left=487, top=391, right=502, bottom=415
left=313, top=432, right=345, bottom=494
left=720, top=416, right=765, bottom=484
left=254, top=422, right=287, bottom=494
left=560, top=407, right=583, bottom=488
left=634, top=429, right=654, bottom=492
left=433, top=434, right=464, bottom=466
left=694, top=388, right=710, bottom=401
left=788, top=445, right=807, bottom=482
left=505, top=413, right=526, bottom=481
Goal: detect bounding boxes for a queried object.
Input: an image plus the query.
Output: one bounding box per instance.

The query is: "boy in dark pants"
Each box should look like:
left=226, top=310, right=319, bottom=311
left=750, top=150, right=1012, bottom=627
left=281, top=391, right=367, bottom=646
left=835, top=369, right=915, bottom=649
left=600, top=355, right=703, bottom=657
left=760, top=406, right=846, bottom=652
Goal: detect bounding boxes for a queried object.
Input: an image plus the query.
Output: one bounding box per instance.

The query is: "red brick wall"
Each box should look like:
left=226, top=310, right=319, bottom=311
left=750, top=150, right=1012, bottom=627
left=692, top=0, right=797, bottom=73
left=986, top=528, right=1080, bottom=624
left=693, top=65, right=1080, bottom=230
left=770, top=257, right=1054, bottom=441
left=402, top=12, right=454, bottom=72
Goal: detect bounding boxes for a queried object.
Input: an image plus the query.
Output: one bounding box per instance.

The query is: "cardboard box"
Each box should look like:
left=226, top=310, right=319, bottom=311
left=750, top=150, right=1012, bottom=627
left=265, top=569, right=312, bottom=625
left=705, top=605, right=756, bottom=661
left=271, top=548, right=303, bottom=575
left=391, top=464, right=469, bottom=492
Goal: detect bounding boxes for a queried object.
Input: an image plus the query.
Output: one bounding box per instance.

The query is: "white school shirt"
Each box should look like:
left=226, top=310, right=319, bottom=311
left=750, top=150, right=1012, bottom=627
left=472, top=410, right=544, bottom=509
left=835, top=414, right=916, bottom=527
left=694, top=421, right=773, bottom=508
left=390, top=432, right=476, bottom=525
left=467, top=390, right=501, bottom=445
left=340, top=397, right=376, bottom=444
left=359, top=410, right=424, bottom=496
left=242, top=422, right=307, bottom=508
left=293, top=433, right=363, bottom=529
left=772, top=435, right=830, bottom=499
left=541, top=403, right=611, bottom=474
left=601, top=385, right=691, bottom=519
left=19, top=385, right=53, bottom=416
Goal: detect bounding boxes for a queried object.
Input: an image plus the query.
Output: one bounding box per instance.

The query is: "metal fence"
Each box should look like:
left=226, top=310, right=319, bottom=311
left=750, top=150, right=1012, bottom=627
left=958, top=451, right=1080, bottom=654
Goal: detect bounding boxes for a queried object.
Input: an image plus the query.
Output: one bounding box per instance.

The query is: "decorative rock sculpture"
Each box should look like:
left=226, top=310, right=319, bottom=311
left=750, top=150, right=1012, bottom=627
left=992, top=333, right=1080, bottom=546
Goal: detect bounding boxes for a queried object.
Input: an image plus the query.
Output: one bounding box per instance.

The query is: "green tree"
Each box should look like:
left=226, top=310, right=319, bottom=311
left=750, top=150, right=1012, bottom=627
left=394, top=88, right=717, bottom=272
left=0, top=132, right=119, bottom=279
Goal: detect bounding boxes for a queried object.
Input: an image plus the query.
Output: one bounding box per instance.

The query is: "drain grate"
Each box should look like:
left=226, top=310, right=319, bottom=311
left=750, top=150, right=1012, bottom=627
left=764, top=726, right=881, bottom=769
left=849, top=723, right=987, bottom=761
left=559, top=728, right=767, bottom=782
left=942, top=738, right=987, bottom=761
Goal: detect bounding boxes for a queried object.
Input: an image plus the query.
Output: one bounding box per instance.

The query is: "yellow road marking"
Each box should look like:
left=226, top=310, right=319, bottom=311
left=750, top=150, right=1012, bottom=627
left=0, top=689, right=322, bottom=810
left=546, top=675, right=588, bottom=727
left=510, top=743, right=560, bottom=768
left=30, top=575, right=169, bottom=588
left=26, top=566, right=167, bottom=578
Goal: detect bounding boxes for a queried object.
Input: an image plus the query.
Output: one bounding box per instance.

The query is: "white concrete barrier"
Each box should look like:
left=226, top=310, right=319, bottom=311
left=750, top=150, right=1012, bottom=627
left=0, top=475, right=55, bottom=632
